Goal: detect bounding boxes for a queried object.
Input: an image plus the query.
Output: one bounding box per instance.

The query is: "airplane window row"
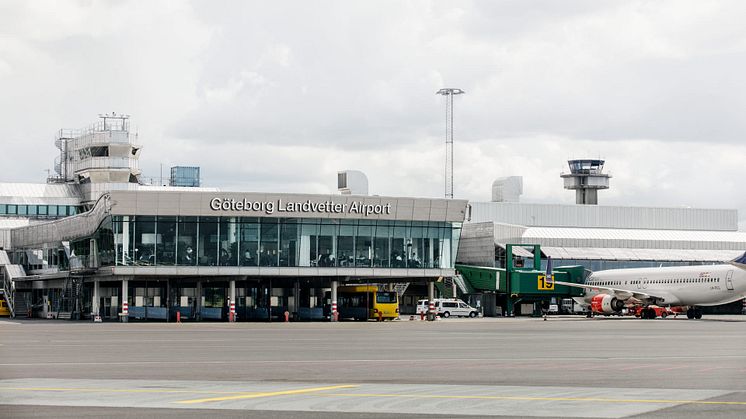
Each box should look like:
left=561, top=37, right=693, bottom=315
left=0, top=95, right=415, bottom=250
left=588, top=278, right=721, bottom=287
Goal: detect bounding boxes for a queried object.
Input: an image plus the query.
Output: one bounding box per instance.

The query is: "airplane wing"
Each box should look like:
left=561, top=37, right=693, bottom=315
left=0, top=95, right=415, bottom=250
left=552, top=279, right=664, bottom=304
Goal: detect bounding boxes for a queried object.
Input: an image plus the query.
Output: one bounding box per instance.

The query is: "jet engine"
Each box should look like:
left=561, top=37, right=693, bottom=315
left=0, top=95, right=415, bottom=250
left=590, top=294, right=625, bottom=314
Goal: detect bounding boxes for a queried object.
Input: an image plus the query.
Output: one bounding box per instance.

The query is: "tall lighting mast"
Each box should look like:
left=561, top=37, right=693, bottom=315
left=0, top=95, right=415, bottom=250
left=436, top=88, right=465, bottom=199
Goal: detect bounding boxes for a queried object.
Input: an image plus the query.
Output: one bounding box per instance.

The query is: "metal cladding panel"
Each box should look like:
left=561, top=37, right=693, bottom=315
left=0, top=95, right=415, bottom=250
left=0, top=182, right=82, bottom=205
left=469, top=202, right=738, bottom=231
left=110, top=190, right=467, bottom=223
left=455, top=222, right=496, bottom=267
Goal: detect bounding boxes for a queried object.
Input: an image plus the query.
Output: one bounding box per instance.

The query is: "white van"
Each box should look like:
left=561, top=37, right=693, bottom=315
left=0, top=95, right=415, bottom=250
left=416, top=298, right=479, bottom=318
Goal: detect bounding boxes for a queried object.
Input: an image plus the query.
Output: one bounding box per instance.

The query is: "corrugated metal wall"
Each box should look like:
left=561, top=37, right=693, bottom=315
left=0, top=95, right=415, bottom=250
left=470, top=202, right=738, bottom=231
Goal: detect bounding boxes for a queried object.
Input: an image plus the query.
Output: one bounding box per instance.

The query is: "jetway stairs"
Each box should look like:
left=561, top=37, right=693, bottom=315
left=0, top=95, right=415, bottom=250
left=1, top=249, right=28, bottom=318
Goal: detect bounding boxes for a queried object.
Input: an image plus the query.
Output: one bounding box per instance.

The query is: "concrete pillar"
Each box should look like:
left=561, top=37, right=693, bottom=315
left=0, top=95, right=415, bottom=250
left=428, top=280, right=435, bottom=321
left=196, top=280, right=203, bottom=321
left=92, top=279, right=100, bottom=318
left=42, top=295, right=49, bottom=319
left=229, top=279, right=236, bottom=322
left=330, top=280, right=338, bottom=322
left=121, top=278, right=129, bottom=323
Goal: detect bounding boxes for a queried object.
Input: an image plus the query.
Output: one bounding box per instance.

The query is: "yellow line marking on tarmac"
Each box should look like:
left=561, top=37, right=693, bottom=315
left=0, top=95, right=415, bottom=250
left=175, top=385, right=358, bottom=404
left=0, top=386, right=257, bottom=396
left=319, top=392, right=746, bottom=406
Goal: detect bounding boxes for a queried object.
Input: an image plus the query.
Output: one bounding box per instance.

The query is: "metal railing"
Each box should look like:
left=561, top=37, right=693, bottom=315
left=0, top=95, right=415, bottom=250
left=1, top=266, right=14, bottom=318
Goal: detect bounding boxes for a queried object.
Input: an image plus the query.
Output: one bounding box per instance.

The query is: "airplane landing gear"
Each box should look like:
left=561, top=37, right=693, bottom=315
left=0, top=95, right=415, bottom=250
left=686, top=308, right=703, bottom=319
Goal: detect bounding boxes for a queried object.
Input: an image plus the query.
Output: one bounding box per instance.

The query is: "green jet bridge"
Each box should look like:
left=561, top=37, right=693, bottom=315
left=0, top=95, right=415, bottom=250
left=452, top=244, right=587, bottom=316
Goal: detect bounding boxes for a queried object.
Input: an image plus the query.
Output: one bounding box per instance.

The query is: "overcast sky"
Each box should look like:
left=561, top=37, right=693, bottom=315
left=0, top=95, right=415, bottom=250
left=1, top=1, right=745, bottom=228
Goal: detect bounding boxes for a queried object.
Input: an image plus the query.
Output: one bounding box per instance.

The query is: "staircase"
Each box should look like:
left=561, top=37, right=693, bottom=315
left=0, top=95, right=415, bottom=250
left=1, top=249, right=28, bottom=318
left=13, top=292, right=30, bottom=318
left=57, top=276, right=82, bottom=320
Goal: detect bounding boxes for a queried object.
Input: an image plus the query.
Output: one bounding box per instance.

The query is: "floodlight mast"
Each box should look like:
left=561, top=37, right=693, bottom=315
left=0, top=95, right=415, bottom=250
left=436, top=88, right=465, bottom=199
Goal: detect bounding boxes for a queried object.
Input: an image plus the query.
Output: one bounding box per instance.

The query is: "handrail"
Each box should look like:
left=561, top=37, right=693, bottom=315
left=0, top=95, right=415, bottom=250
left=1, top=263, right=14, bottom=318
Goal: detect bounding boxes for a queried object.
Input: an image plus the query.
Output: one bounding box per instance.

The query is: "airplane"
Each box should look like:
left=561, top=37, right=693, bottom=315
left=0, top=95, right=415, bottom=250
left=548, top=252, right=746, bottom=319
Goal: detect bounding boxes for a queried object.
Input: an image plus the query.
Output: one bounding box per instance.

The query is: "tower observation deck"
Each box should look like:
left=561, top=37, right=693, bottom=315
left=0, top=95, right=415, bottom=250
left=560, top=159, right=611, bottom=205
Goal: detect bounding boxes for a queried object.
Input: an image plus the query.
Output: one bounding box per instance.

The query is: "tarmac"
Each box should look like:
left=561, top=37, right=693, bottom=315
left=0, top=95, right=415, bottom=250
left=1, top=315, right=745, bottom=418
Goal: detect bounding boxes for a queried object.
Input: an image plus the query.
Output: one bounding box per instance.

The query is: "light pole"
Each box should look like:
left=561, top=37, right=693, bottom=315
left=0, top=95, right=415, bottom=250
left=436, top=88, right=465, bottom=199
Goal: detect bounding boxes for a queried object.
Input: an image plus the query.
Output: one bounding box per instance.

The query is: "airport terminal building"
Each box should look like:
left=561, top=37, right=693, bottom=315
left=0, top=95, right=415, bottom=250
left=0, top=115, right=467, bottom=321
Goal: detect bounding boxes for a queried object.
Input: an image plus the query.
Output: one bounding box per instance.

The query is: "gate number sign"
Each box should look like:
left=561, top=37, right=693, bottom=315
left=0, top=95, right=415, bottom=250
left=538, top=274, right=555, bottom=290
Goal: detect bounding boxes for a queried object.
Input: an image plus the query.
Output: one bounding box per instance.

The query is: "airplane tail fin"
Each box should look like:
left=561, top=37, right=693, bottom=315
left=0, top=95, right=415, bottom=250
left=729, top=252, right=746, bottom=269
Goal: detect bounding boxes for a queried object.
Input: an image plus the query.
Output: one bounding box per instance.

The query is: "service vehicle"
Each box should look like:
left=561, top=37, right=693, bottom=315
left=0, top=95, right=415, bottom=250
left=416, top=298, right=479, bottom=318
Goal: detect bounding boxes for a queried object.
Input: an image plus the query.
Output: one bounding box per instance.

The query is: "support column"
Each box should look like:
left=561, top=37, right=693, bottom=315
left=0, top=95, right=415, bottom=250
left=229, top=279, right=236, bottom=322
left=428, top=280, right=436, bottom=321
left=92, top=279, right=100, bottom=319
left=121, top=278, right=129, bottom=323
left=196, top=280, right=203, bottom=321
left=330, top=280, right=338, bottom=322
left=293, top=279, right=300, bottom=320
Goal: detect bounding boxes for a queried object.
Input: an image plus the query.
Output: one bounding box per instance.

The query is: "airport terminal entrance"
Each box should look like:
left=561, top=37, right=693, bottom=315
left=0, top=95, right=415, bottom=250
left=109, top=276, right=353, bottom=322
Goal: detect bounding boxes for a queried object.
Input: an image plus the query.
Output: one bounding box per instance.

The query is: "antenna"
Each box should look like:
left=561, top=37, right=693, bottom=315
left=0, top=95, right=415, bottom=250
left=436, top=88, right=465, bottom=199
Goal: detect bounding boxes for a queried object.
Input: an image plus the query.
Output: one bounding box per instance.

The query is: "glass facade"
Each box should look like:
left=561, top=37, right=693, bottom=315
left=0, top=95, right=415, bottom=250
left=170, top=166, right=200, bottom=187
left=0, top=204, right=82, bottom=217
left=110, top=215, right=461, bottom=269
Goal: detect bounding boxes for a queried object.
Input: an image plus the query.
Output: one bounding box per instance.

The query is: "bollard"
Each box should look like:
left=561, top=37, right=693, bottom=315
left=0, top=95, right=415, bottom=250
left=420, top=312, right=425, bottom=321
left=176, top=311, right=181, bottom=324
left=229, top=301, right=236, bottom=323
left=284, top=310, right=290, bottom=323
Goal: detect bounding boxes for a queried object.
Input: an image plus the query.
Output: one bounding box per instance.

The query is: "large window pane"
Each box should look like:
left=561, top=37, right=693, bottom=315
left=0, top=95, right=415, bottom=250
left=134, top=216, right=156, bottom=265
left=279, top=219, right=298, bottom=267
left=199, top=217, right=219, bottom=266
left=239, top=218, right=259, bottom=266
left=300, top=219, right=319, bottom=267
left=219, top=217, right=239, bottom=266
left=114, top=216, right=134, bottom=265
left=157, top=216, right=177, bottom=266
left=373, top=221, right=391, bottom=268
left=259, top=219, right=278, bottom=266
left=355, top=222, right=373, bottom=267
left=317, top=221, right=336, bottom=267
left=178, top=216, right=198, bottom=266
left=391, top=222, right=408, bottom=268
left=408, top=222, right=425, bottom=269
left=336, top=221, right=354, bottom=267
left=96, top=216, right=115, bottom=267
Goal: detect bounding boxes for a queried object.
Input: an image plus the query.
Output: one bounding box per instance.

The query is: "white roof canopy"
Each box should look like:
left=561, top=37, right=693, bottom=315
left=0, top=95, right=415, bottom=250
left=542, top=247, right=743, bottom=262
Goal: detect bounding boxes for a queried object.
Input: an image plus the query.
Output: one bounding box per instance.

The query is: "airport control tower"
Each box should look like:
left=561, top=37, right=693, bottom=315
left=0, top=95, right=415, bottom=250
left=560, top=159, right=611, bottom=205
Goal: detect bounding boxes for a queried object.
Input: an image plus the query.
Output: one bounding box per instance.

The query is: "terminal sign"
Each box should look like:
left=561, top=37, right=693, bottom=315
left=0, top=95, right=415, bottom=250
left=209, top=197, right=392, bottom=217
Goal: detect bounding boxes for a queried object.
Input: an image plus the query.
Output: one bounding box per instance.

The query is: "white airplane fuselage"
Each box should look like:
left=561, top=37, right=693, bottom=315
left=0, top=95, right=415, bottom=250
left=580, top=264, right=746, bottom=307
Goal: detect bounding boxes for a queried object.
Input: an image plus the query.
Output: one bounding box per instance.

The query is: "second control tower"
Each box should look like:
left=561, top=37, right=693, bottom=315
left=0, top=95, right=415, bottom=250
left=560, top=159, right=611, bottom=205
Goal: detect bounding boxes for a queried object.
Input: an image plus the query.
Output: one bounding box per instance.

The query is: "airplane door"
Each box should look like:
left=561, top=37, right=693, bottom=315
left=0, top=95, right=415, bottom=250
left=726, top=270, right=734, bottom=291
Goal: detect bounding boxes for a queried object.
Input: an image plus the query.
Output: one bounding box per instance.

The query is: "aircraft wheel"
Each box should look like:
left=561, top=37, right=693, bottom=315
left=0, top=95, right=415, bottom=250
left=694, top=309, right=702, bottom=319
left=686, top=308, right=694, bottom=319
